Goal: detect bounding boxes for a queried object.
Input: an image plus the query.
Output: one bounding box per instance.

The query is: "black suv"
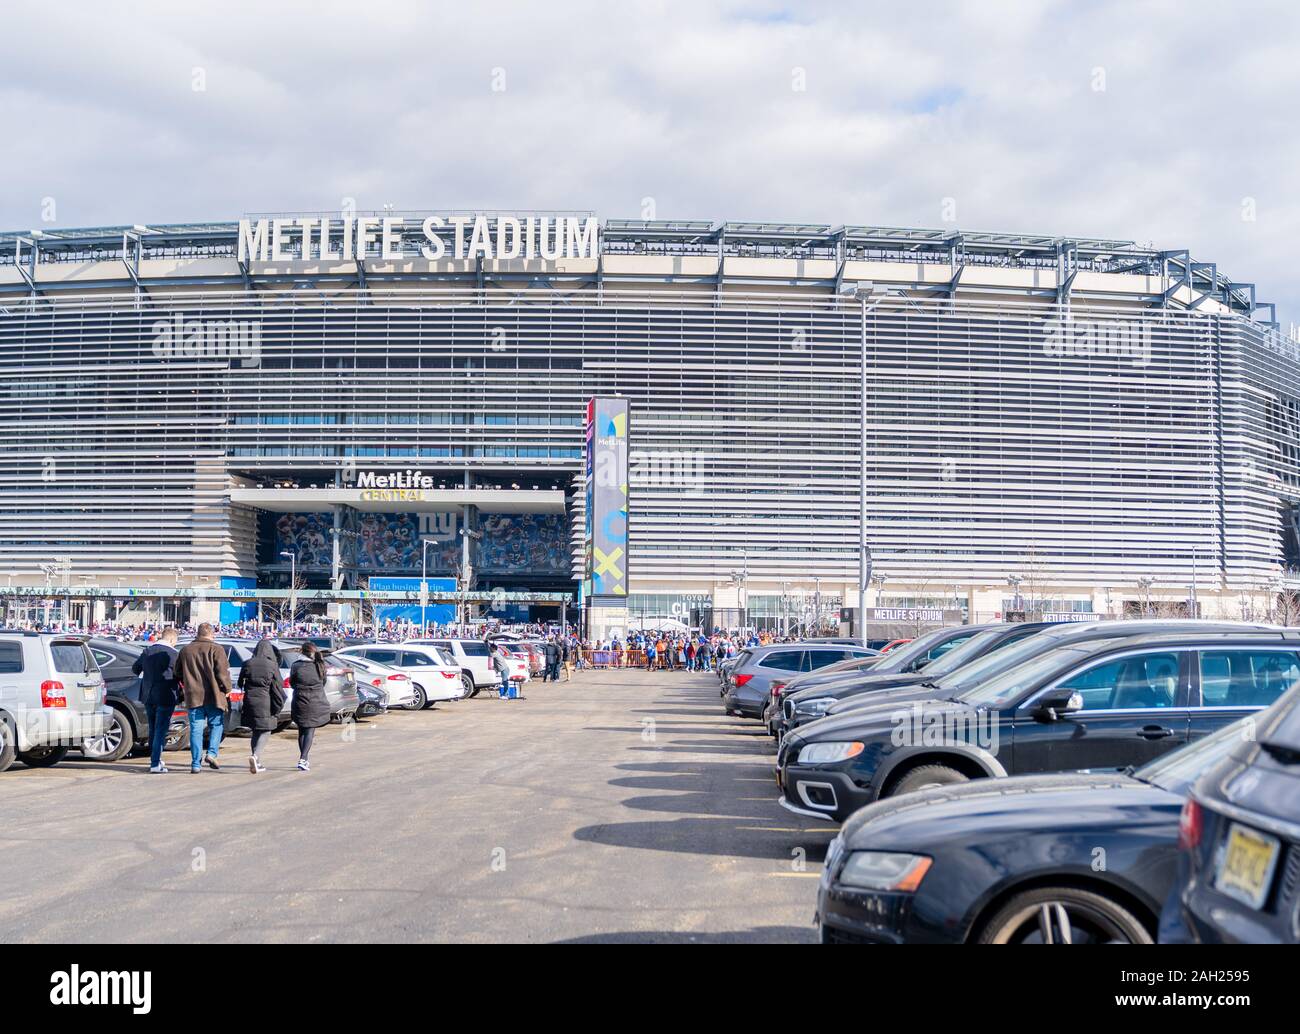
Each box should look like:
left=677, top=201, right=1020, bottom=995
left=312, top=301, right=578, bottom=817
left=1161, top=682, right=1300, bottom=943
left=778, top=630, right=1300, bottom=823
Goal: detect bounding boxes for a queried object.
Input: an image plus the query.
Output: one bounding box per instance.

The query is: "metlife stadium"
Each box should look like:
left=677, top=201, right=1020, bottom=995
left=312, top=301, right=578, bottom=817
left=1, top=211, right=1299, bottom=632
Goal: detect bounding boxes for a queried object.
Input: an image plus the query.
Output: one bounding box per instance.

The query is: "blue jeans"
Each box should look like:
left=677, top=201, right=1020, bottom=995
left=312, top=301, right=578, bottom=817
left=188, top=704, right=225, bottom=769
left=149, top=705, right=174, bottom=768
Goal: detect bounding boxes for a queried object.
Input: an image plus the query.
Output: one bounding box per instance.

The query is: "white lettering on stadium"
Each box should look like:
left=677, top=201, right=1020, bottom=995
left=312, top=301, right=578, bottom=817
left=238, top=215, right=600, bottom=264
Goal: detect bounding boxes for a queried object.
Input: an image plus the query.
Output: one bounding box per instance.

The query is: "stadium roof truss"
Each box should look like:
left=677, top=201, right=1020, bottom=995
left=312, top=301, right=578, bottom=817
left=0, top=216, right=1276, bottom=325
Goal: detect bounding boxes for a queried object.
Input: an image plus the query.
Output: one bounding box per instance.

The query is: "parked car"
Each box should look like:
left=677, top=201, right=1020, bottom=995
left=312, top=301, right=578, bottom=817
left=778, top=629, right=1300, bottom=822
left=723, top=643, right=882, bottom=720
left=772, top=624, right=995, bottom=733
left=405, top=638, right=497, bottom=697
left=1161, top=681, right=1300, bottom=943
left=0, top=632, right=110, bottom=772
left=794, top=619, right=1290, bottom=737
left=762, top=652, right=886, bottom=724
left=353, top=679, right=389, bottom=718
left=328, top=653, right=418, bottom=709
left=332, top=644, right=464, bottom=708
left=817, top=716, right=1253, bottom=943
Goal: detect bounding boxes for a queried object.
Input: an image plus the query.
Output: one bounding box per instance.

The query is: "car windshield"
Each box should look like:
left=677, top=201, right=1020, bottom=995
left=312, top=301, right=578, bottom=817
left=917, top=629, right=1005, bottom=677
left=1137, top=718, right=1253, bottom=794
left=935, top=628, right=1076, bottom=693
left=955, top=646, right=1093, bottom=709
left=1260, top=684, right=1300, bottom=755
left=872, top=627, right=965, bottom=673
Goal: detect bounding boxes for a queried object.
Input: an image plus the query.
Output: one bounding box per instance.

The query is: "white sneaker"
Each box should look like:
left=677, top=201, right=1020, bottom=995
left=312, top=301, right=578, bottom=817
left=249, top=756, right=266, bottom=774
left=296, top=758, right=310, bottom=772
left=149, top=763, right=168, bottom=774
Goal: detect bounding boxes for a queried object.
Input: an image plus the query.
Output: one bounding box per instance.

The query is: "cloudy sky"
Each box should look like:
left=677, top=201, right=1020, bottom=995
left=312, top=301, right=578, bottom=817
left=4, top=1, right=1298, bottom=320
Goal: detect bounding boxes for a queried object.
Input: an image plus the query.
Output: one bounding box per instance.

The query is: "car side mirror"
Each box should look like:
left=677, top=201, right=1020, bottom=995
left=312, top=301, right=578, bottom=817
left=1034, top=687, right=1084, bottom=721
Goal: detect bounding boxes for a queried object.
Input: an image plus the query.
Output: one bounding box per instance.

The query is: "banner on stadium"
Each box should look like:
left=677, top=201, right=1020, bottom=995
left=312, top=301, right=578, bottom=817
left=584, top=397, right=629, bottom=603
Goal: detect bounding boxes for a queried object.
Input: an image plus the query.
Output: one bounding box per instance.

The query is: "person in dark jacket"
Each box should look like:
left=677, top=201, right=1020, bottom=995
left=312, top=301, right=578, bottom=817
left=543, top=638, right=561, bottom=682
left=133, top=627, right=180, bottom=774
left=174, top=623, right=232, bottom=773
left=238, top=639, right=284, bottom=774
left=289, top=643, right=330, bottom=771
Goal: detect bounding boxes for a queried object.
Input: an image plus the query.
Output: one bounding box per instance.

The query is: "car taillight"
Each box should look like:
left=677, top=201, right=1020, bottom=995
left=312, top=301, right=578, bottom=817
left=40, top=680, right=67, bottom=708
left=229, top=688, right=245, bottom=703
left=1178, top=799, right=1203, bottom=851
left=388, top=674, right=410, bottom=681
left=734, top=674, right=753, bottom=687
left=441, top=670, right=459, bottom=679
left=283, top=676, right=291, bottom=688
left=371, top=678, right=383, bottom=687
left=771, top=681, right=787, bottom=697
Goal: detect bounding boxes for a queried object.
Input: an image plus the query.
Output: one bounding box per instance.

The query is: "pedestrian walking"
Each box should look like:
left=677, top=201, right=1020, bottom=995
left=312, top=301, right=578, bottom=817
left=174, top=622, right=232, bottom=773
left=289, top=643, right=330, bottom=771
left=133, top=626, right=179, bottom=773
left=238, top=639, right=284, bottom=773
left=562, top=637, right=575, bottom=681
left=543, top=636, right=561, bottom=682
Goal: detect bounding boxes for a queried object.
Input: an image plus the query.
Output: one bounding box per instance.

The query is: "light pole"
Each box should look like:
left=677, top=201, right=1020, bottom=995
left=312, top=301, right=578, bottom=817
left=1007, top=575, right=1023, bottom=614
left=279, top=551, right=297, bottom=623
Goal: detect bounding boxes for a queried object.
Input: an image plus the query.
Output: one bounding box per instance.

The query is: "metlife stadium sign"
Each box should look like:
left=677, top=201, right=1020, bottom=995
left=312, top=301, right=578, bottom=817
left=237, top=213, right=599, bottom=263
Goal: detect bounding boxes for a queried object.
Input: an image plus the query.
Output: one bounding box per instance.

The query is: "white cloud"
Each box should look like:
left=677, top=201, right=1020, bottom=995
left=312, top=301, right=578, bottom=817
left=2, top=0, right=1297, bottom=319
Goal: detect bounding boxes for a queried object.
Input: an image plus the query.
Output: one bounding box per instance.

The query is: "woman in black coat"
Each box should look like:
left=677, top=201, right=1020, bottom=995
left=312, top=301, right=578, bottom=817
left=238, top=639, right=284, bottom=774
left=289, top=643, right=331, bottom=771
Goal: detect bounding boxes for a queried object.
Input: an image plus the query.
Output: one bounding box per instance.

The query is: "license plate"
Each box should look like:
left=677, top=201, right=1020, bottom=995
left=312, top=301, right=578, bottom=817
left=82, top=686, right=97, bottom=701
left=1214, top=822, right=1281, bottom=910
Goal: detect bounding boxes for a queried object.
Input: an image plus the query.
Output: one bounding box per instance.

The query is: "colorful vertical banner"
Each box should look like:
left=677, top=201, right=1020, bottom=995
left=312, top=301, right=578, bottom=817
left=584, top=397, right=629, bottom=602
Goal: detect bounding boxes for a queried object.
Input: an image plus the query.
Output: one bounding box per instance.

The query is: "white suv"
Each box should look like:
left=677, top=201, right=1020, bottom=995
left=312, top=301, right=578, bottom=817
left=0, top=633, right=109, bottom=773
left=405, top=638, right=496, bottom=697
left=333, top=644, right=465, bottom=708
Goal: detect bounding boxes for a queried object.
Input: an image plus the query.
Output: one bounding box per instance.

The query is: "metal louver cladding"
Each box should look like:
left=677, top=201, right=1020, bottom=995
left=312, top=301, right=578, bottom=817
left=0, top=275, right=1295, bottom=594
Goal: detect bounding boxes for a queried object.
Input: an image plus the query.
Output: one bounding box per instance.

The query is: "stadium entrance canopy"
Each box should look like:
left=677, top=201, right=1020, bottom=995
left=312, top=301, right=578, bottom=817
left=229, top=485, right=566, bottom=514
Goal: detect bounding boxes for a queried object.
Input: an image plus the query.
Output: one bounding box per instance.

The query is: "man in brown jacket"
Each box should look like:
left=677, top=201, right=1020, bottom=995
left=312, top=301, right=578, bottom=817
left=174, top=622, right=233, bottom=773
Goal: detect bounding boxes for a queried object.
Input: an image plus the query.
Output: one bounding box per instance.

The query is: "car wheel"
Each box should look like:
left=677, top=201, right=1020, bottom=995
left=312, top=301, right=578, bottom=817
left=408, top=684, right=427, bottom=710
left=18, top=745, right=69, bottom=768
left=977, top=886, right=1152, bottom=944
left=889, top=764, right=969, bottom=796
left=462, top=673, right=477, bottom=699
left=0, top=715, right=16, bottom=773
left=164, top=720, right=189, bottom=753
left=82, top=706, right=135, bottom=762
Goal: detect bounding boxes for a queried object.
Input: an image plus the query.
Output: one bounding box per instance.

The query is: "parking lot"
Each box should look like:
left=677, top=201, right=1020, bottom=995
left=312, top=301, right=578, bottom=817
left=0, top=668, right=830, bottom=943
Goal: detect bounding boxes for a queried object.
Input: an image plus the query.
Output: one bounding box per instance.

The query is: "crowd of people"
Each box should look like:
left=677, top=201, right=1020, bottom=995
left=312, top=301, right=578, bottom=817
left=131, top=622, right=331, bottom=776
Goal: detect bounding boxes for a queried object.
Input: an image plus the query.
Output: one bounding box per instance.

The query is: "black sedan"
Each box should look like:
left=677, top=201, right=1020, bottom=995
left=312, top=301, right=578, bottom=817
left=1160, top=682, right=1300, bottom=943
left=778, top=630, right=1300, bottom=823
left=817, top=717, right=1250, bottom=943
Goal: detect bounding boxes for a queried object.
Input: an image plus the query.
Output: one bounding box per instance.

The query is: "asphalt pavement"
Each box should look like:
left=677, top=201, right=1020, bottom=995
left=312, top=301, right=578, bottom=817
left=0, top=668, right=834, bottom=943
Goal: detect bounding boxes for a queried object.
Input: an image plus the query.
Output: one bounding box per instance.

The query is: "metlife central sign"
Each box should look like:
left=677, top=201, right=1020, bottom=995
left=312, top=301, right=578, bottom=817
left=237, top=213, right=600, bottom=264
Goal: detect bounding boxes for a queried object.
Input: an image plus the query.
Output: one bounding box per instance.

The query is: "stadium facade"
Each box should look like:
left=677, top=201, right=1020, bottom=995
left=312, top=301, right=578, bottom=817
left=1, top=211, right=1299, bottom=633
